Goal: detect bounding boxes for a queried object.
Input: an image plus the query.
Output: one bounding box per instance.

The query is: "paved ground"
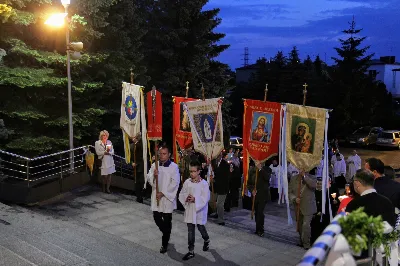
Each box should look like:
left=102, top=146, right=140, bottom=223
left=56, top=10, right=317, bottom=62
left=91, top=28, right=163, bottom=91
left=0, top=185, right=305, bottom=266
left=340, top=147, right=400, bottom=169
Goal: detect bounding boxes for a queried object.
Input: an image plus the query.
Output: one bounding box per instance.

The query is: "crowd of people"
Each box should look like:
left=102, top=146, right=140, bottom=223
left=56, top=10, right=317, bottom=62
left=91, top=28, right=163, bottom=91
left=94, top=130, right=400, bottom=260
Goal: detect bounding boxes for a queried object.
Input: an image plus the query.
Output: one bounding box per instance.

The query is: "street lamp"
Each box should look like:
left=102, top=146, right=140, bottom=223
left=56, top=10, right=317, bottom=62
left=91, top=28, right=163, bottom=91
left=45, top=0, right=83, bottom=172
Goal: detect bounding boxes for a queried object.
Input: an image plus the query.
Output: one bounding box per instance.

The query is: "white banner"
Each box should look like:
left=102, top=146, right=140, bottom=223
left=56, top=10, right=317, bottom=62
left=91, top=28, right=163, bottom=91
left=184, top=98, right=224, bottom=160
left=120, top=82, right=144, bottom=165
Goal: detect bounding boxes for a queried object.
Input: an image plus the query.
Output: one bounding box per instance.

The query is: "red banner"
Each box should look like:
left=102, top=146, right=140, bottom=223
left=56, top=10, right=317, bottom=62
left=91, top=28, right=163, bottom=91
left=242, top=99, right=281, bottom=190
left=146, top=90, right=162, bottom=140
left=172, top=96, right=198, bottom=163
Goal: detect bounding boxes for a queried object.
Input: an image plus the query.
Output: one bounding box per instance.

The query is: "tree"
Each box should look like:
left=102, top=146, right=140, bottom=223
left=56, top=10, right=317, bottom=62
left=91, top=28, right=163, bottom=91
left=329, top=17, right=392, bottom=134
left=0, top=0, right=115, bottom=155
left=142, top=0, right=232, bottom=145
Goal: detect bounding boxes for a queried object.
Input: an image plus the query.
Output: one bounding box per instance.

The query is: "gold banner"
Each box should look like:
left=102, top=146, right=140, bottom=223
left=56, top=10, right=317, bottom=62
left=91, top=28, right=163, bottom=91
left=286, top=103, right=326, bottom=172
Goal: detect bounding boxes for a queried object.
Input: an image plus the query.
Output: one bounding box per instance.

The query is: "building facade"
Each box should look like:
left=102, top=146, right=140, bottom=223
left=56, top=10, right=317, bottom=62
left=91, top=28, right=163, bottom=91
left=368, top=56, right=400, bottom=98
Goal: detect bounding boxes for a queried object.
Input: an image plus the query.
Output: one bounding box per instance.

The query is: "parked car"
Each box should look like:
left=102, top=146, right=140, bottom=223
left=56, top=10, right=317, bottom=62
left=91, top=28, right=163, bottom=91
left=229, top=136, right=243, bottom=150
left=376, top=130, right=400, bottom=149
left=347, top=126, right=383, bottom=146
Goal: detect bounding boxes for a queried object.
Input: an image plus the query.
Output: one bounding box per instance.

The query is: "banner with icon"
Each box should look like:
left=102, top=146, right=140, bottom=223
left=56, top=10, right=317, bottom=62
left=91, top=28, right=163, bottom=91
left=183, top=98, right=224, bottom=160
left=285, top=103, right=326, bottom=171
left=242, top=99, right=281, bottom=191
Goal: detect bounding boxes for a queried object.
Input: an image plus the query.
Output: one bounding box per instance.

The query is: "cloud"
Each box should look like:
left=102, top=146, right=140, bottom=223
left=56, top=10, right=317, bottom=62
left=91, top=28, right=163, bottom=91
left=207, top=0, right=400, bottom=68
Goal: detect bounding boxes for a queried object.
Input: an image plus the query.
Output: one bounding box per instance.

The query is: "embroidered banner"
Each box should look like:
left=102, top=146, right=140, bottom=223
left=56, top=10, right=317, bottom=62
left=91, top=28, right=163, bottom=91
left=184, top=98, right=224, bottom=160
left=146, top=89, right=162, bottom=140
left=172, top=96, right=198, bottom=163
left=242, top=100, right=281, bottom=190
left=120, top=82, right=148, bottom=175
left=285, top=103, right=326, bottom=172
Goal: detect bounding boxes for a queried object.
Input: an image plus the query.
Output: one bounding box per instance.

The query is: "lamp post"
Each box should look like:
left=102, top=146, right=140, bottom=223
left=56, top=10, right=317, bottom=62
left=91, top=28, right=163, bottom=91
left=45, top=0, right=83, bottom=172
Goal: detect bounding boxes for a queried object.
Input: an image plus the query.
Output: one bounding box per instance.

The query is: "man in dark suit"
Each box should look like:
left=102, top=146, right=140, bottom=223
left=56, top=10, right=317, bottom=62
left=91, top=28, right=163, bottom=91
left=346, top=169, right=396, bottom=226
left=130, top=133, right=144, bottom=203
left=246, top=161, right=271, bottom=237
left=365, top=158, right=400, bottom=212
left=210, top=151, right=231, bottom=225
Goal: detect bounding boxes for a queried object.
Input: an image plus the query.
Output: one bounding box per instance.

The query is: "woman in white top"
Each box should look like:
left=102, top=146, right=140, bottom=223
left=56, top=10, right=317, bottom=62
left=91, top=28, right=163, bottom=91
left=95, top=130, right=115, bottom=193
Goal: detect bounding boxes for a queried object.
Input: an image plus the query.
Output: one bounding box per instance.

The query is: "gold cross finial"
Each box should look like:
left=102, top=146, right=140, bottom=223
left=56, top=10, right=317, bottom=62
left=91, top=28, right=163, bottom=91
left=130, top=68, right=134, bottom=84
left=264, top=84, right=268, bottom=102
left=201, top=83, right=205, bottom=101
left=185, top=81, right=189, bottom=98
left=303, top=83, right=308, bottom=106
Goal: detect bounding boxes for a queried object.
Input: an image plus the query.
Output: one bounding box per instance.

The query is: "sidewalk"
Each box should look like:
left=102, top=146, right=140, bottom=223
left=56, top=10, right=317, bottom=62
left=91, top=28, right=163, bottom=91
left=1, top=185, right=305, bottom=265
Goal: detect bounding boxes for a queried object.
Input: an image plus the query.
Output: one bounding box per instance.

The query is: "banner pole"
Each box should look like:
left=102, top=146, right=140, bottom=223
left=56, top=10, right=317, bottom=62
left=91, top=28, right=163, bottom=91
left=201, top=83, right=205, bottom=101
left=251, top=167, right=259, bottom=220
left=264, top=84, right=268, bottom=102
left=155, top=140, right=159, bottom=206
left=296, top=171, right=303, bottom=232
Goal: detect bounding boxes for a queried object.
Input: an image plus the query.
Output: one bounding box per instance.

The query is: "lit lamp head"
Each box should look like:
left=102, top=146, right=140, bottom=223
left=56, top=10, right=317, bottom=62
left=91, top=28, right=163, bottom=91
left=44, top=13, right=67, bottom=27
left=61, top=0, right=71, bottom=7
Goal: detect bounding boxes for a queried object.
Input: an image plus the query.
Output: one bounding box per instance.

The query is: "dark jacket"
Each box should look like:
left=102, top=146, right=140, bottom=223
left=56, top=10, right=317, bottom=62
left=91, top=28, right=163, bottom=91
left=214, top=159, right=231, bottom=195
left=247, top=166, right=271, bottom=202
left=130, top=141, right=144, bottom=174
left=374, top=175, right=400, bottom=210
left=346, top=192, right=396, bottom=226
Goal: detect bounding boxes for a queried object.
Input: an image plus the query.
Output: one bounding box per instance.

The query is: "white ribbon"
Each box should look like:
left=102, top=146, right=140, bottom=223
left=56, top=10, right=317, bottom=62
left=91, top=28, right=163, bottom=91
left=375, top=222, right=399, bottom=266
left=278, top=105, right=292, bottom=225
left=321, top=111, right=333, bottom=221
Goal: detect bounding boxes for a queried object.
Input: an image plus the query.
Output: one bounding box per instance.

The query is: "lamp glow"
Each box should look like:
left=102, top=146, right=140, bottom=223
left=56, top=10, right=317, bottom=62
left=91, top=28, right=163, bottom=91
left=44, top=13, right=67, bottom=27
left=61, top=0, right=71, bottom=5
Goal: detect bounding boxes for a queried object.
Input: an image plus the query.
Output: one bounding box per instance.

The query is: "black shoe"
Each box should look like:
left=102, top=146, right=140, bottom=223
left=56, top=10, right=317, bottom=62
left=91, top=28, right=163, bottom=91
left=160, top=246, right=168, bottom=254
left=136, top=198, right=143, bottom=204
left=203, top=240, right=210, bottom=251
left=182, top=251, right=195, bottom=261
left=217, top=222, right=225, bottom=226
left=256, top=232, right=264, bottom=237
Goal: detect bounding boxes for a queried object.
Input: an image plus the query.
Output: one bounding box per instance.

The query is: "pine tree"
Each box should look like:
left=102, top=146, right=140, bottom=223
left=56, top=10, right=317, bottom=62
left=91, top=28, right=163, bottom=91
left=142, top=0, right=232, bottom=145
left=288, top=46, right=300, bottom=65
left=330, top=17, right=392, bottom=133
left=0, top=0, right=115, bottom=155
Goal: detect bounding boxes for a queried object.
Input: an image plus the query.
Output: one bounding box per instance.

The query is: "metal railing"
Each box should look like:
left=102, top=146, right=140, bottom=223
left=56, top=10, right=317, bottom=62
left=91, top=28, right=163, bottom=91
left=0, top=145, right=134, bottom=187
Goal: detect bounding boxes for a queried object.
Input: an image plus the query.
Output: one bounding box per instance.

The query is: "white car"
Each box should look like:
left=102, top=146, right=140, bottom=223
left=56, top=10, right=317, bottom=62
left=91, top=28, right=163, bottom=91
left=376, top=130, right=400, bottom=149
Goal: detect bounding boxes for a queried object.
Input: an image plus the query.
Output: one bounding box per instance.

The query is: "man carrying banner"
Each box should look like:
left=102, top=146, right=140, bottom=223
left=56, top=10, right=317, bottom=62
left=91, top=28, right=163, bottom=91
left=130, top=132, right=144, bottom=203
left=147, top=145, right=180, bottom=253
left=289, top=171, right=317, bottom=249
left=246, top=161, right=271, bottom=236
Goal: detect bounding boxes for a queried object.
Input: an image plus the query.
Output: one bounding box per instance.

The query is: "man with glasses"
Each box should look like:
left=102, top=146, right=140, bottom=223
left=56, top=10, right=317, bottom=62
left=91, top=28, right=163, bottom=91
left=346, top=169, right=395, bottom=226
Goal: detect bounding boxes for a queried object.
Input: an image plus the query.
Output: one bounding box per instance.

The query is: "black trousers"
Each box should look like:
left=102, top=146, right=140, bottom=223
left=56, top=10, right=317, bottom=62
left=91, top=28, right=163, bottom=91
left=187, top=223, right=209, bottom=251
left=270, top=187, right=279, bottom=201
left=254, top=199, right=267, bottom=233
left=153, top=211, right=172, bottom=247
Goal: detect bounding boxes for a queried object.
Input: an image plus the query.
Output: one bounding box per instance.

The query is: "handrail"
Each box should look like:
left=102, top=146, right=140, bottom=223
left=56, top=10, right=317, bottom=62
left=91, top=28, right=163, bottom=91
left=298, top=213, right=400, bottom=266
left=297, top=212, right=345, bottom=266
left=0, top=145, right=126, bottom=162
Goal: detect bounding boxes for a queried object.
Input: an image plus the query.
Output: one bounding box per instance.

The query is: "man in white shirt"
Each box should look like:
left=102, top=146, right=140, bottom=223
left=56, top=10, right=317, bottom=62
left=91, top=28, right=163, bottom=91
left=147, top=146, right=180, bottom=253
left=346, top=150, right=361, bottom=182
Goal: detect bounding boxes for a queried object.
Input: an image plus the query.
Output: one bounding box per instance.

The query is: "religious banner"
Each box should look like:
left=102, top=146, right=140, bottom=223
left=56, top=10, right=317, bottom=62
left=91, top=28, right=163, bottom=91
left=242, top=100, right=281, bottom=190
left=120, top=82, right=147, bottom=172
left=146, top=89, right=162, bottom=140
left=285, top=103, right=326, bottom=171
left=172, top=96, right=197, bottom=163
left=183, top=98, right=224, bottom=160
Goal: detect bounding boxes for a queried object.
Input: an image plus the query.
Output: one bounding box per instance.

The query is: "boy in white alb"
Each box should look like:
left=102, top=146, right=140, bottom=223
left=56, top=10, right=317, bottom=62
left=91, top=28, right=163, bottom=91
left=178, top=160, right=210, bottom=261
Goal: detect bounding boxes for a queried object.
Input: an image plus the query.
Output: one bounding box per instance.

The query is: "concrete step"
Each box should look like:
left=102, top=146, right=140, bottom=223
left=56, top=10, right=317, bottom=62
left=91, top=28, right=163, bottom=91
left=0, top=202, right=179, bottom=266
